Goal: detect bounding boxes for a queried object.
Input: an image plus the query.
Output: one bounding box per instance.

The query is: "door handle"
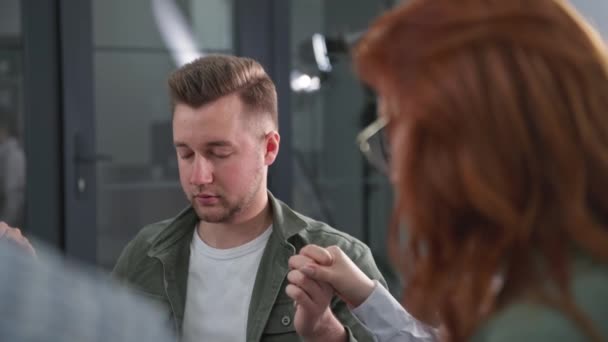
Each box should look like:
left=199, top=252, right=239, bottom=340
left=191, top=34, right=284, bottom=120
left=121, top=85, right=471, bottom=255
left=72, top=133, right=112, bottom=194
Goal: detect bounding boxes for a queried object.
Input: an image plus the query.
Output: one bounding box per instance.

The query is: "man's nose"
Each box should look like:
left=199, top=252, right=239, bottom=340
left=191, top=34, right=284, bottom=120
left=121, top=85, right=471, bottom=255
left=190, top=155, right=213, bottom=185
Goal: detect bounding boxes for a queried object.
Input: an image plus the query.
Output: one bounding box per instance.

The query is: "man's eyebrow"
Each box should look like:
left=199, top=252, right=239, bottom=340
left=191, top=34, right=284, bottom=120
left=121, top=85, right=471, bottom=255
left=174, top=141, right=233, bottom=148
left=205, top=141, right=233, bottom=147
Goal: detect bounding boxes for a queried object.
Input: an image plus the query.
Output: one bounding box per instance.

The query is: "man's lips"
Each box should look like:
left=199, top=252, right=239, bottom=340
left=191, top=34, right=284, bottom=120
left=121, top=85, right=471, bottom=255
left=195, top=193, right=218, bottom=198
left=194, top=193, right=220, bottom=205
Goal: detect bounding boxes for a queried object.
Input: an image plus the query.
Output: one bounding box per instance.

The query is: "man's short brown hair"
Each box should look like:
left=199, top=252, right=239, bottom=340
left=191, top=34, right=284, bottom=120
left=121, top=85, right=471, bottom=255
left=168, top=55, right=278, bottom=127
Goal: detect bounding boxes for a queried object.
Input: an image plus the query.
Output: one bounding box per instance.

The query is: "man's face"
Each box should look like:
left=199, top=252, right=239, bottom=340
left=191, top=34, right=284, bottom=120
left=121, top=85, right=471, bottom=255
left=173, top=94, right=279, bottom=223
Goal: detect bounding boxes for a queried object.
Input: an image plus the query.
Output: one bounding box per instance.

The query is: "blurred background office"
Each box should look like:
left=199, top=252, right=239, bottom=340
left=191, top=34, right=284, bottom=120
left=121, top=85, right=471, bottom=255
left=0, top=0, right=606, bottom=295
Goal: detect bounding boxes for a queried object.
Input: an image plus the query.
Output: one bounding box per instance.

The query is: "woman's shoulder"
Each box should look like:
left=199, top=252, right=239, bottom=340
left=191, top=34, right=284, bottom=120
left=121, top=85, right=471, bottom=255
left=472, top=301, right=586, bottom=342
left=473, top=260, right=608, bottom=342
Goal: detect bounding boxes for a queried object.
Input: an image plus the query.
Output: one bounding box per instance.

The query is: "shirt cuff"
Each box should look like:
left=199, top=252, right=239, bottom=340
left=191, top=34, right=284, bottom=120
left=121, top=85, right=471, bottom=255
left=351, top=280, right=436, bottom=340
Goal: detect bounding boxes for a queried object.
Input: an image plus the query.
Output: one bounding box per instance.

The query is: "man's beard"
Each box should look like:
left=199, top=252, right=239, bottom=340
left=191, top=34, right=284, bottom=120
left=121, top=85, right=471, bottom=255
left=193, top=195, right=243, bottom=223
left=193, top=170, right=264, bottom=223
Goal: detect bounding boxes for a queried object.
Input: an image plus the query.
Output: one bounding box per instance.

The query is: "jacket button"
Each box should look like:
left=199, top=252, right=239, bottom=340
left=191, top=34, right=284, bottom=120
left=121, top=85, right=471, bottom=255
left=281, top=315, right=291, bottom=326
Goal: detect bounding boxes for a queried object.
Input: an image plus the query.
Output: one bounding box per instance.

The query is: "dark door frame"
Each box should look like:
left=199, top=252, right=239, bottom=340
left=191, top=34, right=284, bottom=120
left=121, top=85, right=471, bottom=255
left=57, top=0, right=98, bottom=263
left=23, top=0, right=98, bottom=263
left=235, top=0, right=292, bottom=205
left=22, top=0, right=65, bottom=250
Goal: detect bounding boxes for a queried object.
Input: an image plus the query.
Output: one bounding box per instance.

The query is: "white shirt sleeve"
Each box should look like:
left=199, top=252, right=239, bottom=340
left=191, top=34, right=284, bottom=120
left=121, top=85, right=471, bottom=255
left=351, top=281, right=438, bottom=342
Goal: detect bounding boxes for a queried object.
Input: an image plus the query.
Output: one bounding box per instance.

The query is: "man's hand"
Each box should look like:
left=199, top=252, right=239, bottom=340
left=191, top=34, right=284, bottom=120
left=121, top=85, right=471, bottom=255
left=296, top=245, right=376, bottom=308
left=0, top=221, right=36, bottom=257
left=286, top=254, right=346, bottom=342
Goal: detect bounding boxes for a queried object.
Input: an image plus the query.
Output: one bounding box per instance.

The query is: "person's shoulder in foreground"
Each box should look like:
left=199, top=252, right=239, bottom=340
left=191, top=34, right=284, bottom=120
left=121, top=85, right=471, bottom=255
left=0, top=239, right=175, bottom=342
left=472, top=257, right=608, bottom=342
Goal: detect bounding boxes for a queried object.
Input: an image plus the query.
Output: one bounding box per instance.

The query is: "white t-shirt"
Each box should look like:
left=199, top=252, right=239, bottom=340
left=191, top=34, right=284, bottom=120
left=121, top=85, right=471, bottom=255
left=182, top=225, right=272, bottom=342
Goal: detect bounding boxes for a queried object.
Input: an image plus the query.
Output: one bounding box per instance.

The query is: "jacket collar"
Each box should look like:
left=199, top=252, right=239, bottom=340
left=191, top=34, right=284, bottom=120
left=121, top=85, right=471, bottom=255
left=267, top=191, right=308, bottom=240
left=145, top=191, right=308, bottom=332
left=147, top=191, right=307, bottom=258
left=147, top=206, right=198, bottom=258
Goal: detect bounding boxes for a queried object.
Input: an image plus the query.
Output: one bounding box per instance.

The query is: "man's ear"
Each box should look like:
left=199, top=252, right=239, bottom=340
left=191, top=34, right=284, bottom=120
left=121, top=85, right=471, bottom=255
left=264, top=131, right=280, bottom=166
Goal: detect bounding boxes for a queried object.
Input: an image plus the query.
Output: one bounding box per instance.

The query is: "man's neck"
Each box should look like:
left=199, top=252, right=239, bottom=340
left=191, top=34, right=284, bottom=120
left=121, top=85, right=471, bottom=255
left=197, top=196, right=273, bottom=249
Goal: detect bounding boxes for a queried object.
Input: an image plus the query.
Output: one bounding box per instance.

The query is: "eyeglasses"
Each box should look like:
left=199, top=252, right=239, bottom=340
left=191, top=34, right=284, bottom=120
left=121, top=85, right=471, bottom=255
left=356, top=116, right=390, bottom=173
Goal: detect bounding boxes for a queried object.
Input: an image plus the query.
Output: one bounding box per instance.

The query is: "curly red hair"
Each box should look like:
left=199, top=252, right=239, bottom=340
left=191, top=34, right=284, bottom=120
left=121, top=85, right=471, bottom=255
left=354, top=0, right=608, bottom=340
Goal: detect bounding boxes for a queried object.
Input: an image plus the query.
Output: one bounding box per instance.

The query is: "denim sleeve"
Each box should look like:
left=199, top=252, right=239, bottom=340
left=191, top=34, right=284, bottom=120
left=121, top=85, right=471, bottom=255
left=351, top=281, right=438, bottom=342
left=0, top=240, right=175, bottom=342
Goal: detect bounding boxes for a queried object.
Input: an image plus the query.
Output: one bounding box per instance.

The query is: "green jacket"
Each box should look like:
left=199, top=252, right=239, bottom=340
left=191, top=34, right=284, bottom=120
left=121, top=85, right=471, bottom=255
left=113, top=193, right=386, bottom=341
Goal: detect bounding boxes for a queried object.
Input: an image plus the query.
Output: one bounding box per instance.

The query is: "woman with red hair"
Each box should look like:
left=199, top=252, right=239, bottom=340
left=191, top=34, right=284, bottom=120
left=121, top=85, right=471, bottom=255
left=286, top=0, right=608, bottom=341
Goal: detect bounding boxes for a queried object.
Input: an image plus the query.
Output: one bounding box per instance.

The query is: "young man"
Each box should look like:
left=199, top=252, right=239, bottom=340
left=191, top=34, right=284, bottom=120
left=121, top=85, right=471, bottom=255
left=113, top=55, right=386, bottom=342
